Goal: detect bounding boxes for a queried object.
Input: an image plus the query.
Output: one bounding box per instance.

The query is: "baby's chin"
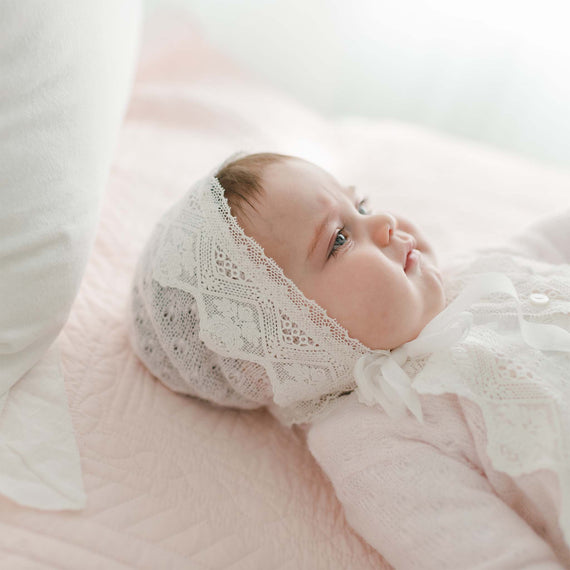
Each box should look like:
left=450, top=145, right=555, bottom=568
left=360, top=324, right=426, bottom=352
left=373, top=300, right=447, bottom=352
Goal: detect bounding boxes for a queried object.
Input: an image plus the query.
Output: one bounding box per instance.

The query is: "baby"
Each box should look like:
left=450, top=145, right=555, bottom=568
left=129, top=152, right=570, bottom=569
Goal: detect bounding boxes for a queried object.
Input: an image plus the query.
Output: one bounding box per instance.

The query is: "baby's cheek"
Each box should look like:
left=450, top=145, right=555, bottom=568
left=306, top=273, right=359, bottom=331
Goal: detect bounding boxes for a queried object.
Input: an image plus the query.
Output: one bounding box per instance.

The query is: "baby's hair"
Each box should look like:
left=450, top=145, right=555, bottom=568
left=215, top=152, right=292, bottom=219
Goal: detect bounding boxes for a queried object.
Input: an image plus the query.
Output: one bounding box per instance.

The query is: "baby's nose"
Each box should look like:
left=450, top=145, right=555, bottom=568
left=369, top=213, right=396, bottom=247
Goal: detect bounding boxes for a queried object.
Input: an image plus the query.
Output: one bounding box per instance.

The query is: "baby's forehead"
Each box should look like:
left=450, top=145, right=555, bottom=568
left=261, top=159, right=348, bottom=204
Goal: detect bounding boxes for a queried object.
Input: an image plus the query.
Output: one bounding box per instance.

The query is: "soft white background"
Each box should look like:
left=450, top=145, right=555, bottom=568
left=144, top=0, right=570, bottom=169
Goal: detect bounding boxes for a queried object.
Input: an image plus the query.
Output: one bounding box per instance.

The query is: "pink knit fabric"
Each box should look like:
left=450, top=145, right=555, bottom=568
left=306, top=209, right=570, bottom=569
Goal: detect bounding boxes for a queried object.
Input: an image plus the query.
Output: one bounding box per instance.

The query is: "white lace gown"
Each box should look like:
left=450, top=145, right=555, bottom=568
left=306, top=208, right=570, bottom=569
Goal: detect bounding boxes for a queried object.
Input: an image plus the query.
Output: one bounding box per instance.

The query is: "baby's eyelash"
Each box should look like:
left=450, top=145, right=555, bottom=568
left=358, top=197, right=370, bottom=215
left=329, top=226, right=348, bottom=258
left=327, top=197, right=369, bottom=259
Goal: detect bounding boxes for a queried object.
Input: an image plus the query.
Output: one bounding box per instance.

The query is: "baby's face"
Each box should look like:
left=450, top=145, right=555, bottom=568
left=240, top=158, right=446, bottom=350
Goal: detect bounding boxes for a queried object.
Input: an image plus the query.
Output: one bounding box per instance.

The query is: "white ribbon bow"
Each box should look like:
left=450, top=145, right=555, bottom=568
left=354, top=272, right=570, bottom=423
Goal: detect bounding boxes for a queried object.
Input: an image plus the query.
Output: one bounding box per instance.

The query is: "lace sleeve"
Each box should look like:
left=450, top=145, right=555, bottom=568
left=307, top=396, right=565, bottom=569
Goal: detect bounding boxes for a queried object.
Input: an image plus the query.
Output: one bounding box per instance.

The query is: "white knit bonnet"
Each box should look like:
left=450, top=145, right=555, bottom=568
left=128, top=155, right=370, bottom=425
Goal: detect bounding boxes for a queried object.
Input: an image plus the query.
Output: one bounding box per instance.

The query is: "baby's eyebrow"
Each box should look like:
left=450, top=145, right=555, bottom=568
left=307, top=210, right=334, bottom=261
left=306, top=186, right=357, bottom=261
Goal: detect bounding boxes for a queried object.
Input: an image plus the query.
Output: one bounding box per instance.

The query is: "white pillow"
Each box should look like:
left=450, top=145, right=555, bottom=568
left=0, top=1, right=141, bottom=394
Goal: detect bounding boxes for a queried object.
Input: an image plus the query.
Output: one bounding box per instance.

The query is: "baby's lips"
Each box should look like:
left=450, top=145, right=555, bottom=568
left=402, top=237, right=417, bottom=269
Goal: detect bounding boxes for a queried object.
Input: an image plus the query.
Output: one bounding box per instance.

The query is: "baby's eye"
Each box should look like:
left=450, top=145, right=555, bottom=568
left=357, top=198, right=370, bottom=215
left=329, top=227, right=348, bottom=258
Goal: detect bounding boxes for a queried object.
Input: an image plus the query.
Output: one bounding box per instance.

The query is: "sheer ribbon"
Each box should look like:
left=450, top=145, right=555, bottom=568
left=354, top=272, right=570, bottom=423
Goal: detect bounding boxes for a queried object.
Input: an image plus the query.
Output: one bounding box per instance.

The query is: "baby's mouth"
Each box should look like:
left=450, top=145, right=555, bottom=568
left=403, top=238, right=418, bottom=272
left=404, top=248, right=421, bottom=273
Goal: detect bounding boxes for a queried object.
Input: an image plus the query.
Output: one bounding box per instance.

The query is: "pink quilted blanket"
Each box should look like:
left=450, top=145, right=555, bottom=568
left=2, top=11, right=570, bottom=569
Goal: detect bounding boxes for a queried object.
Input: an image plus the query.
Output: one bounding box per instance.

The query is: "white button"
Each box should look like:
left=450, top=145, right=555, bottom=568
left=529, top=293, right=549, bottom=306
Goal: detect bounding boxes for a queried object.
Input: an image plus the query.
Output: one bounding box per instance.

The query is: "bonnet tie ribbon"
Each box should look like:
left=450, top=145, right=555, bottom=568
left=354, top=272, right=570, bottom=423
